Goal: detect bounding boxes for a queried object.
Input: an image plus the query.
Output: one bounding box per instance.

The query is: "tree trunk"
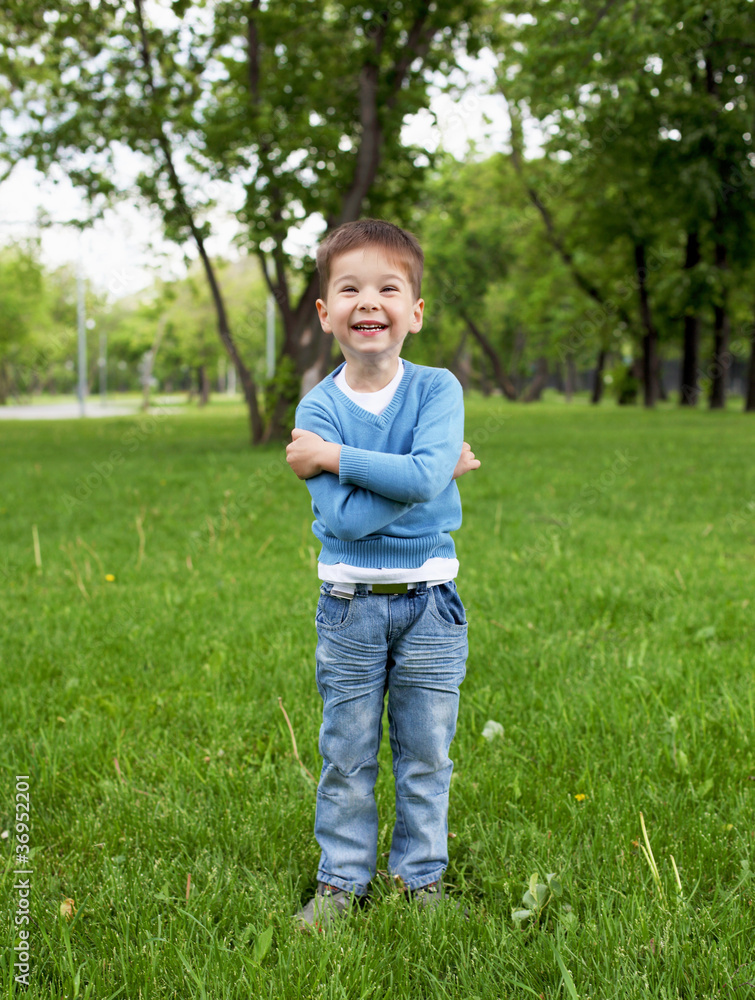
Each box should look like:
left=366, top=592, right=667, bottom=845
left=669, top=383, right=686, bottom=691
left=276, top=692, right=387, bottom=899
left=454, top=350, right=472, bottom=393
left=141, top=317, right=167, bottom=412
left=462, top=313, right=518, bottom=400
left=451, top=330, right=471, bottom=391
left=635, top=242, right=659, bottom=407
left=522, top=356, right=548, bottom=402
left=254, top=5, right=440, bottom=440
left=135, top=0, right=263, bottom=443
left=564, top=357, right=576, bottom=402
left=197, top=365, right=210, bottom=407
left=709, top=241, right=730, bottom=409
left=591, top=348, right=607, bottom=404
left=680, top=230, right=701, bottom=406
left=658, top=362, right=668, bottom=402
left=0, top=361, right=8, bottom=405
left=746, top=314, right=755, bottom=412
left=510, top=327, right=527, bottom=397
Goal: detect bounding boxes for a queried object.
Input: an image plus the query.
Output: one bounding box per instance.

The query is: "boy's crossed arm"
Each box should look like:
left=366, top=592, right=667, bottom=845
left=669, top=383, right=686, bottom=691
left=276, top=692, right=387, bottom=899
left=287, top=374, right=480, bottom=504
left=288, top=433, right=476, bottom=544
left=287, top=430, right=480, bottom=485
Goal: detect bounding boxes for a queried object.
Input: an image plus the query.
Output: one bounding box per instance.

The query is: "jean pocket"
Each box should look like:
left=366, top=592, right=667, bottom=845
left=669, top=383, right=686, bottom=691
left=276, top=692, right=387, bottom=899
left=429, top=582, right=468, bottom=629
left=315, top=589, right=353, bottom=629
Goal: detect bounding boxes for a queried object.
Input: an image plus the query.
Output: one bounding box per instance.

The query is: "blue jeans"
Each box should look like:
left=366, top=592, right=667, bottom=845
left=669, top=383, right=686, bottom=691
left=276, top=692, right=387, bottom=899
left=313, top=581, right=468, bottom=896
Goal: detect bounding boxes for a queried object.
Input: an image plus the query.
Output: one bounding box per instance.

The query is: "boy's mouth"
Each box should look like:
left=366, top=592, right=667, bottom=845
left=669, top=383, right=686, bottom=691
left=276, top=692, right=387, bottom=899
left=352, top=322, right=387, bottom=334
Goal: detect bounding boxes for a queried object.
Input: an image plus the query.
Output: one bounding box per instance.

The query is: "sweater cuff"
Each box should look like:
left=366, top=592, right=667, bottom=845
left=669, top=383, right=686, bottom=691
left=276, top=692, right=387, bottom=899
left=338, top=446, right=371, bottom=489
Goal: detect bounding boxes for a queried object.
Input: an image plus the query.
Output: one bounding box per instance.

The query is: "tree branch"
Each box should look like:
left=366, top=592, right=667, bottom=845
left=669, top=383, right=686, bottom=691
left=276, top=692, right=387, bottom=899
left=462, top=311, right=518, bottom=400
left=133, top=0, right=263, bottom=441
left=504, top=96, right=636, bottom=334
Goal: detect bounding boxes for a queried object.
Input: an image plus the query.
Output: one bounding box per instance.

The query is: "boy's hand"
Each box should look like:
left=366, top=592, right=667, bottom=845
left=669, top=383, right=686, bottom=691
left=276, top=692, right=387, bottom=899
left=453, top=441, right=481, bottom=479
left=286, top=428, right=342, bottom=479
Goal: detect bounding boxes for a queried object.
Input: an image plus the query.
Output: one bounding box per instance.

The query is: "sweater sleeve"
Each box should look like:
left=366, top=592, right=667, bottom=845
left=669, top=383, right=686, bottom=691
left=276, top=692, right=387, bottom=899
left=295, top=399, right=416, bottom=542
left=338, top=371, right=463, bottom=503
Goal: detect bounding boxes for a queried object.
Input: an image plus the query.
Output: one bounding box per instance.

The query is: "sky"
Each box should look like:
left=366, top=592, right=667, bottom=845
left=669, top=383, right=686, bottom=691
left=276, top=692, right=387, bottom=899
left=0, top=49, right=527, bottom=299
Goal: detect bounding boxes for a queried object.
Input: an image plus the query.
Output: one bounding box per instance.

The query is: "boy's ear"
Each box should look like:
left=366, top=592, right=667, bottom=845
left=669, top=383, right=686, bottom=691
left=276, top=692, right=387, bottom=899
left=410, top=298, right=424, bottom=335
left=316, top=298, right=333, bottom=334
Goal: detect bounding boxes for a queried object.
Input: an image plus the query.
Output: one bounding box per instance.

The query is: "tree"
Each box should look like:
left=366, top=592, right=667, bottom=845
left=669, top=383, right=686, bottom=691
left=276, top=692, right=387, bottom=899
left=0, top=240, right=45, bottom=402
left=1, top=0, right=487, bottom=441
left=492, top=0, right=755, bottom=409
left=415, top=151, right=632, bottom=401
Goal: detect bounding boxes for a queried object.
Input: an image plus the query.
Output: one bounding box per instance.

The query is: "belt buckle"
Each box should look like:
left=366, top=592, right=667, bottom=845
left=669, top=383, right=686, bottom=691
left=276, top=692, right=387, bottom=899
left=370, top=583, right=410, bottom=595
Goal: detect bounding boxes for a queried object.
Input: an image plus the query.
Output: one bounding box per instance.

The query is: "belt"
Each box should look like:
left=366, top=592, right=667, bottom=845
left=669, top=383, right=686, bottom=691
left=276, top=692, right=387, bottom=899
left=329, top=582, right=422, bottom=599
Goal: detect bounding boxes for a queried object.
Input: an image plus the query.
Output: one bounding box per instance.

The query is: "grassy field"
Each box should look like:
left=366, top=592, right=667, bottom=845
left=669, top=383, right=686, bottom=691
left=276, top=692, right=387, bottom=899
left=1, top=396, right=754, bottom=999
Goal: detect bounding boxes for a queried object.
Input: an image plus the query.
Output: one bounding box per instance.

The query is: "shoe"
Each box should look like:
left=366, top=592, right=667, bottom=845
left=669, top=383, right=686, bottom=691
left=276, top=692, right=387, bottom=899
left=408, top=881, right=468, bottom=917
left=294, top=882, right=362, bottom=931
left=408, top=880, right=445, bottom=910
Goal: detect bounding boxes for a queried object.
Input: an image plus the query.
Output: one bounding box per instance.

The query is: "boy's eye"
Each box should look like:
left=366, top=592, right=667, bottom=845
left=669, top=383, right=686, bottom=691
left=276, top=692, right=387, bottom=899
left=338, top=284, right=398, bottom=293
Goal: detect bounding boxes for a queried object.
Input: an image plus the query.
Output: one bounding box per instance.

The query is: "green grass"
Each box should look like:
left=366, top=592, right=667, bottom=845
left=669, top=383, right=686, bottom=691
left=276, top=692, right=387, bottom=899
left=1, top=397, right=754, bottom=999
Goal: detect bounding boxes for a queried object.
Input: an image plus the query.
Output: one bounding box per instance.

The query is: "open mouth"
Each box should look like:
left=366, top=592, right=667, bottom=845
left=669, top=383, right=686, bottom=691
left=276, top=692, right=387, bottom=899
left=352, top=323, right=387, bottom=333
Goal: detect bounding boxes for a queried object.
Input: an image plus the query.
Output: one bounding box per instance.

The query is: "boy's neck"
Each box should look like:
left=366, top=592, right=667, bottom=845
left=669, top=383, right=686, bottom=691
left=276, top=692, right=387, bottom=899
left=342, top=356, right=402, bottom=393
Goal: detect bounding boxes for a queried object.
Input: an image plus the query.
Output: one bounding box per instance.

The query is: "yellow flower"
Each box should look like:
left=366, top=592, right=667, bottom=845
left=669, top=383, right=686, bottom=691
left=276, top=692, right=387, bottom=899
left=105, top=574, right=115, bottom=582
left=574, top=793, right=587, bottom=802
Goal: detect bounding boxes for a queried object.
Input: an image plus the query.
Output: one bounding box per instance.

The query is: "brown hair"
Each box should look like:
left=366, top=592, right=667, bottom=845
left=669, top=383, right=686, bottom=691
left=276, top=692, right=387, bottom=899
left=316, top=219, right=424, bottom=300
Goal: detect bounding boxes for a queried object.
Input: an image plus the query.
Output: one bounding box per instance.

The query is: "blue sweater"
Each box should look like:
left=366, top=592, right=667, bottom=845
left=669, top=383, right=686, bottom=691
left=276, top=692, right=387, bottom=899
left=295, top=359, right=464, bottom=569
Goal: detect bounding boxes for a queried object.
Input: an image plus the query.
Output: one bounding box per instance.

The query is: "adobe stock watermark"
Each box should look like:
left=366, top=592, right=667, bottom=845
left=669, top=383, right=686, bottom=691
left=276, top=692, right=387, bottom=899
left=60, top=402, right=173, bottom=512
left=522, top=449, right=636, bottom=560
left=12, top=775, right=33, bottom=988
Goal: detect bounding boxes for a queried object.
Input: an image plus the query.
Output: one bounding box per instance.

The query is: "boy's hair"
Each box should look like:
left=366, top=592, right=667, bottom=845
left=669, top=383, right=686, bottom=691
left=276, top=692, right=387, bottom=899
left=316, top=219, right=424, bottom=300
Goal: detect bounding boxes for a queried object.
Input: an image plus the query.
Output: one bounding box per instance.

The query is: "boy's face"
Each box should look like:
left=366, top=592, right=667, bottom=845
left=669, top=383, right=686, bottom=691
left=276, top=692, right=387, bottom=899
left=316, top=247, right=423, bottom=369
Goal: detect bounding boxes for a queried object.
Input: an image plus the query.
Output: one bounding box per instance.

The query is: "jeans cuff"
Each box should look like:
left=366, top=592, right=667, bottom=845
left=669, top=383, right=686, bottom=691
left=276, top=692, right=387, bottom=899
left=393, top=867, right=445, bottom=892
left=316, top=871, right=370, bottom=897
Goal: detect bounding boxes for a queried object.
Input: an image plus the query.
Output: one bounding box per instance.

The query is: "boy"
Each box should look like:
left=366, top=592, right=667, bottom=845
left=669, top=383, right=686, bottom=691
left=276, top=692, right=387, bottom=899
left=286, top=219, right=479, bottom=929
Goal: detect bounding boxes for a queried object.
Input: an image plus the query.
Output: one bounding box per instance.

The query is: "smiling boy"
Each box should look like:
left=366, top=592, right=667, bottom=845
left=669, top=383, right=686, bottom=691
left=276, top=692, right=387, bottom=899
left=286, top=219, right=479, bottom=929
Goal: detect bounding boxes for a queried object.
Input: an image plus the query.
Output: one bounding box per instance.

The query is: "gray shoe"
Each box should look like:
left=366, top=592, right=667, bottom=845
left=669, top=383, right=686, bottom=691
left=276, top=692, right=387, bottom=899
left=294, top=882, right=362, bottom=931
left=409, top=880, right=445, bottom=909
left=409, top=881, right=468, bottom=916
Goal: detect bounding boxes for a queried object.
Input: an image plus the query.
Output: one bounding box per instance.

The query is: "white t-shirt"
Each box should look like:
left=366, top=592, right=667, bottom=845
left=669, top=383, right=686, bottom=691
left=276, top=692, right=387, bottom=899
left=333, top=360, right=404, bottom=415
left=318, top=360, right=458, bottom=586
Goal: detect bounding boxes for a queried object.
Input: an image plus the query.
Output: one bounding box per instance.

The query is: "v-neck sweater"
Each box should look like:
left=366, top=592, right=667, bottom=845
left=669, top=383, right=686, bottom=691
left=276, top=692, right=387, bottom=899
left=295, top=359, right=464, bottom=570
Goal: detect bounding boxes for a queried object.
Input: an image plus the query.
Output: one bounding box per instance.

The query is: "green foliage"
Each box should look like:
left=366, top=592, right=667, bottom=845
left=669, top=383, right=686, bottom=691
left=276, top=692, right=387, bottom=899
left=0, top=1, right=488, bottom=333
left=511, top=871, right=576, bottom=932
left=611, top=363, right=640, bottom=405
left=0, top=240, right=45, bottom=352
left=262, top=351, right=300, bottom=427
left=416, top=152, right=629, bottom=384
left=0, top=245, right=111, bottom=399
left=2, top=0, right=754, bottom=416
left=493, top=0, right=755, bottom=362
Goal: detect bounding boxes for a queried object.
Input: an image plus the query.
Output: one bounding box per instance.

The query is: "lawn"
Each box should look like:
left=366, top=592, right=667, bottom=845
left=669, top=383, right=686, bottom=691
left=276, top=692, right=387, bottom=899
left=1, top=396, right=754, bottom=999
